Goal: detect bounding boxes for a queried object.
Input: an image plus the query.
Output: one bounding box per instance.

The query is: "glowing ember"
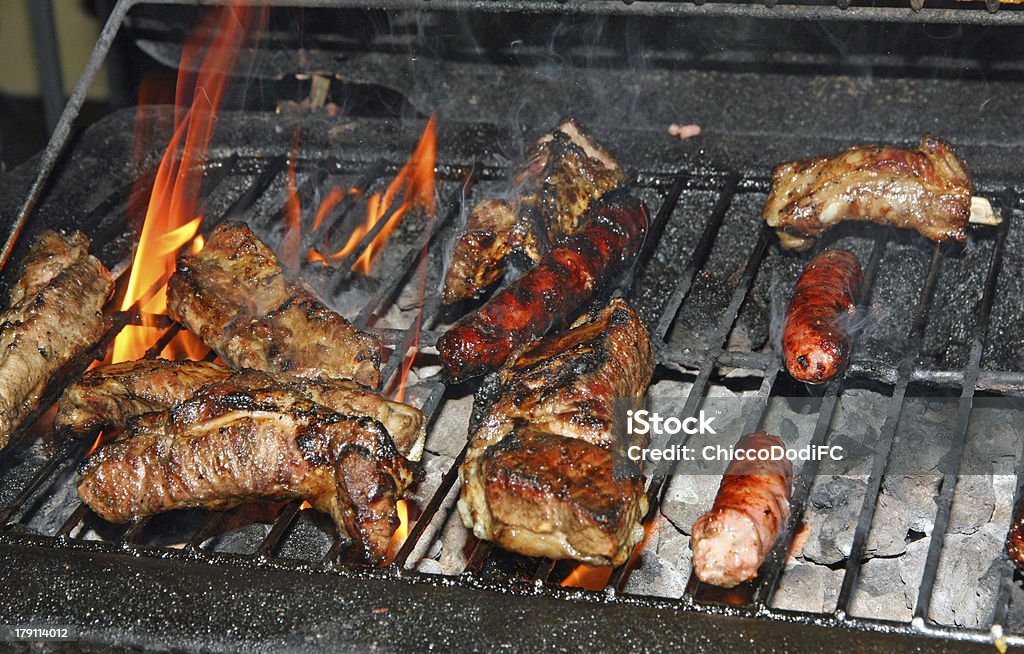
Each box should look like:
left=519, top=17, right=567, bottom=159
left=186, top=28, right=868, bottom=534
left=111, top=4, right=265, bottom=363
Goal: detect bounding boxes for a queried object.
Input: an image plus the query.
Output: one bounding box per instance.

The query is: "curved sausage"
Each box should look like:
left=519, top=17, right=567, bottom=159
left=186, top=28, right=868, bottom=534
left=690, top=432, right=793, bottom=588
left=438, top=192, right=648, bottom=381
left=782, top=248, right=862, bottom=384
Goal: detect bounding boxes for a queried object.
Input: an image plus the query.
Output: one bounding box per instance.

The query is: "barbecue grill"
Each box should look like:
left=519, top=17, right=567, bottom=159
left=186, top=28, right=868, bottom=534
left=2, top=2, right=1024, bottom=652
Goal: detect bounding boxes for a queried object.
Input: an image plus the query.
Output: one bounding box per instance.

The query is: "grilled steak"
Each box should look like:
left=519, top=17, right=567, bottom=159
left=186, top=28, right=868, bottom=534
left=690, top=432, right=793, bottom=588
left=763, top=135, right=973, bottom=249
left=0, top=230, right=113, bottom=448
left=782, top=249, right=862, bottom=384
left=78, top=379, right=418, bottom=562
left=442, top=118, right=626, bottom=304
left=167, top=222, right=381, bottom=387
left=458, top=298, right=654, bottom=566
left=57, top=359, right=425, bottom=460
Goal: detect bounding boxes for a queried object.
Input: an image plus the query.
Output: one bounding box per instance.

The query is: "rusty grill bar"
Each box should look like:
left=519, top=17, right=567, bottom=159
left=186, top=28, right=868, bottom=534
left=0, top=143, right=1021, bottom=650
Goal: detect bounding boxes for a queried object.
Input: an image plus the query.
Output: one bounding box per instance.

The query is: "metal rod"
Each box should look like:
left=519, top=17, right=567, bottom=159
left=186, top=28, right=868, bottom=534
left=654, top=172, right=739, bottom=341
left=913, top=205, right=1011, bottom=622
left=0, top=439, right=80, bottom=526
left=259, top=501, right=304, bottom=558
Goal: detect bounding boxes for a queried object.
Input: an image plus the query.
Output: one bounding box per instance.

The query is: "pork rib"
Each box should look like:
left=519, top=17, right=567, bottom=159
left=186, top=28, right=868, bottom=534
left=442, top=118, right=626, bottom=304
left=57, top=359, right=425, bottom=460
left=78, top=379, right=418, bottom=562
left=764, top=136, right=973, bottom=249
left=167, top=222, right=381, bottom=387
left=0, top=230, right=113, bottom=448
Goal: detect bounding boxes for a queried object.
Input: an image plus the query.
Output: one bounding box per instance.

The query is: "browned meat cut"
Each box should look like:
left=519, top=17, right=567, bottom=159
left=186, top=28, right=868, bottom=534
left=782, top=249, right=862, bottom=384
left=763, top=136, right=973, bottom=249
left=442, top=118, right=626, bottom=303
left=691, top=432, right=793, bottom=588
left=57, top=359, right=425, bottom=460
left=458, top=299, right=654, bottom=566
left=167, top=222, right=381, bottom=387
left=439, top=192, right=649, bottom=381
left=56, top=359, right=229, bottom=433
left=0, top=230, right=113, bottom=448
left=78, top=379, right=418, bottom=562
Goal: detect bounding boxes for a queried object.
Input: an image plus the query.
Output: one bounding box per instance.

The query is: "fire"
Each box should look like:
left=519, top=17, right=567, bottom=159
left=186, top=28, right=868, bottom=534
left=312, top=117, right=437, bottom=273
left=112, top=4, right=265, bottom=363
left=385, top=499, right=410, bottom=565
left=560, top=520, right=658, bottom=590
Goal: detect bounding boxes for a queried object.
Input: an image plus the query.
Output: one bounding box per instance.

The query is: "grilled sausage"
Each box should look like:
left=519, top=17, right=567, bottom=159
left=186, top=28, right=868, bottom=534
left=782, top=248, right=862, bottom=384
left=690, top=432, right=793, bottom=588
left=438, top=192, right=648, bottom=381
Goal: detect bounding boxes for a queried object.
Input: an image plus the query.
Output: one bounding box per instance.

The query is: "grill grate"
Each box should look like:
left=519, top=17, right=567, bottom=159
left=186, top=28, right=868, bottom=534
left=0, top=125, right=1022, bottom=649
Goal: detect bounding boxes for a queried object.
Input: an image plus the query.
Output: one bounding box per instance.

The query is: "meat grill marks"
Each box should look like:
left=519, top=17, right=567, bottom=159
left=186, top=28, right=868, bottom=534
left=439, top=192, right=649, bottom=381
left=690, top=432, right=793, bottom=589
left=442, top=118, right=626, bottom=304
left=458, top=298, right=654, bottom=566
left=167, top=222, right=381, bottom=388
left=782, top=249, right=862, bottom=384
left=0, top=230, right=113, bottom=448
left=763, top=135, right=974, bottom=250
left=58, top=359, right=425, bottom=460
left=77, top=379, right=418, bottom=562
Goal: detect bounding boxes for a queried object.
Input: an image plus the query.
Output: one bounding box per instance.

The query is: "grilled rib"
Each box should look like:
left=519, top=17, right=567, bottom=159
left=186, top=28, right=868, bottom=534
left=763, top=135, right=973, bottom=249
left=458, top=298, right=654, bottom=565
left=78, top=379, right=418, bottom=562
left=0, top=230, right=113, bottom=448
left=57, top=359, right=425, bottom=460
left=442, top=118, right=626, bottom=303
left=167, top=222, right=381, bottom=387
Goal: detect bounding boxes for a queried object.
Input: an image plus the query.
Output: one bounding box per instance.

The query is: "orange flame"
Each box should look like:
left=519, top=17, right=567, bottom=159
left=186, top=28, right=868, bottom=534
left=385, top=499, right=410, bottom=565
left=314, top=117, right=437, bottom=273
left=111, top=4, right=264, bottom=364
left=560, top=520, right=657, bottom=590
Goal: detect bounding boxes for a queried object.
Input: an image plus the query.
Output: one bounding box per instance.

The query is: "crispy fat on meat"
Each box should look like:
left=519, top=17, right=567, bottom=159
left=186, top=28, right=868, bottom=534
left=57, top=359, right=425, bottom=460
left=458, top=298, right=654, bottom=566
left=0, top=230, right=113, bottom=448
left=78, top=381, right=417, bottom=562
left=167, top=222, right=381, bottom=387
left=442, top=118, right=626, bottom=304
left=690, top=432, right=793, bottom=588
left=764, top=135, right=973, bottom=249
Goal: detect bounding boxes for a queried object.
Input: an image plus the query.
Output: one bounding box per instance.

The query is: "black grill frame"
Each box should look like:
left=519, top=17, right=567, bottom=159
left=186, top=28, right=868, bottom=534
left=2, top=2, right=1024, bottom=651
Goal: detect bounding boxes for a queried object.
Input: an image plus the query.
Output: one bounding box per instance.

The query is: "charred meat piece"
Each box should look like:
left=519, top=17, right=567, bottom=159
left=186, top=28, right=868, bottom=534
left=56, top=359, right=229, bottom=433
left=782, top=249, right=862, bottom=384
left=439, top=192, right=648, bottom=381
left=0, top=230, right=113, bottom=448
left=690, top=432, right=793, bottom=588
left=167, top=222, right=381, bottom=387
left=442, top=118, right=626, bottom=303
left=764, top=136, right=973, bottom=249
left=57, top=359, right=425, bottom=460
left=78, top=380, right=418, bottom=562
left=458, top=299, right=654, bottom=566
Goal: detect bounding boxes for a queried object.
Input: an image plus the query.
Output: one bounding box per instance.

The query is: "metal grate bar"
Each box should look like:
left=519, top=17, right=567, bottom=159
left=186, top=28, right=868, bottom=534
left=617, top=173, right=689, bottom=298
left=306, top=159, right=388, bottom=252
left=913, top=201, right=1011, bottom=622
left=608, top=225, right=772, bottom=593
left=834, top=215, right=1008, bottom=615
left=654, top=172, right=740, bottom=341
left=258, top=500, right=305, bottom=558
left=0, top=439, right=81, bottom=527
left=753, top=239, right=944, bottom=607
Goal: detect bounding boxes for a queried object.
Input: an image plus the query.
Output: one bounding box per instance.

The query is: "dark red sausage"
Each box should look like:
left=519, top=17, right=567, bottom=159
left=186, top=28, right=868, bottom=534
left=691, top=431, right=793, bottom=588
left=782, top=248, right=862, bottom=384
left=438, top=193, right=648, bottom=380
